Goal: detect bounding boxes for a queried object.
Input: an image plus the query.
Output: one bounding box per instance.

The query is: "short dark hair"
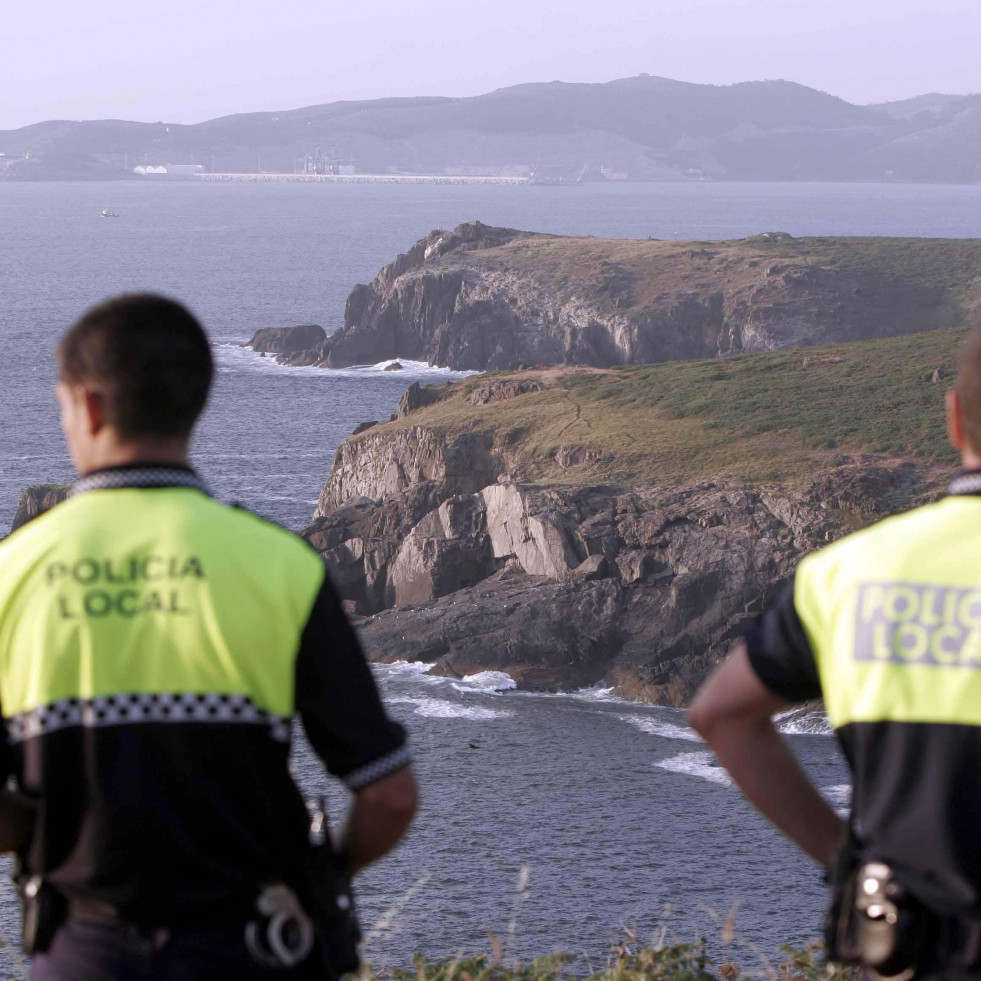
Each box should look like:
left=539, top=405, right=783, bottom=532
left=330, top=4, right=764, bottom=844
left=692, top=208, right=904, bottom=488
left=57, top=294, right=213, bottom=437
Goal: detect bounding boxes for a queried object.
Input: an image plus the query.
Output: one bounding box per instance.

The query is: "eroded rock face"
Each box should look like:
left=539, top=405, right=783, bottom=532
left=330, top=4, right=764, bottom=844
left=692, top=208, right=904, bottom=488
left=303, top=423, right=944, bottom=704
left=467, top=379, right=544, bottom=405
left=315, top=427, right=502, bottom=517
left=396, top=382, right=451, bottom=418
left=360, top=571, right=626, bottom=691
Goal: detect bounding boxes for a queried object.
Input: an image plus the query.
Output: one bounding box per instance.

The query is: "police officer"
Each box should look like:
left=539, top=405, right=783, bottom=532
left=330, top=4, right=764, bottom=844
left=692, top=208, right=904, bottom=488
left=0, top=294, right=417, bottom=979
left=688, top=326, right=981, bottom=978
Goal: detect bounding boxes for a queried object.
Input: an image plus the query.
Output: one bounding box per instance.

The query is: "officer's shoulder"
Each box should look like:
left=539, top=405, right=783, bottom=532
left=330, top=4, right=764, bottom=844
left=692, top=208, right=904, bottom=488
left=214, top=501, right=322, bottom=561
left=0, top=494, right=81, bottom=563
left=799, top=497, right=948, bottom=575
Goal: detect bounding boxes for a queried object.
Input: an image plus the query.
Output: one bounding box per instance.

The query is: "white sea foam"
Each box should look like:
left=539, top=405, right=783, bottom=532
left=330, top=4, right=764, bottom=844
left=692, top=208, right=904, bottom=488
left=567, top=685, right=619, bottom=702
left=214, top=344, right=478, bottom=379
left=617, top=714, right=703, bottom=743
left=776, top=709, right=834, bottom=736
left=450, top=671, right=517, bottom=694
left=655, top=751, right=733, bottom=787
left=375, top=660, right=434, bottom=677
left=822, top=783, right=852, bottom=815
left=386, top=695, right=511, bottom=721
left=516, top=684, right=620, bottom=703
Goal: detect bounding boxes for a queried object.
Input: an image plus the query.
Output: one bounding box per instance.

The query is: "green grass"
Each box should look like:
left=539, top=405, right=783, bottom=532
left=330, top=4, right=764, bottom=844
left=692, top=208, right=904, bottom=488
left=469, top=234, right=981, bottom=324
left=361, top=327, right=967, bottom=489
left=771, top=237, right=981, bottom=298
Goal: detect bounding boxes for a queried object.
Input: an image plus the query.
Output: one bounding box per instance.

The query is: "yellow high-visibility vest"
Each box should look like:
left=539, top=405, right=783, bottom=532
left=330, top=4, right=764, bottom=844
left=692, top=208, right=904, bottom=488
left=796, top=494, right=981, bottom=731
left=0, top=485, right=325, bottom=727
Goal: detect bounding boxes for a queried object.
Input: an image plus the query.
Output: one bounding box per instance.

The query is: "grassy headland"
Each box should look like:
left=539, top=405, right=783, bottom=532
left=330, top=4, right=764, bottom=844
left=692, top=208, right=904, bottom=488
left=490, top=233, right=981, bottom=316
left=370, top=326, right=966, bottom=489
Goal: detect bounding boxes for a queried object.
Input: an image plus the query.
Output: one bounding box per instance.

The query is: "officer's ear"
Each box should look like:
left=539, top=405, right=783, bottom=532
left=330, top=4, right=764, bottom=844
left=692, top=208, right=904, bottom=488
left=79, top=387, right=107, bottom=437
left=946, top=388, right=980, bottom=462
left=947, top=389, right=964, bottom=452
left=58, top=381, right=106, bottom=439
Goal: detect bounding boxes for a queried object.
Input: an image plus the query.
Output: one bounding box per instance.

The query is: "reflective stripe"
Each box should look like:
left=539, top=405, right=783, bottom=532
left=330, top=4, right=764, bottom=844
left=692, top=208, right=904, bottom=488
left=0, top=487, right=325, bottom=719
left=948, top=472, right=981, bottom=497
left=343, top=745, right=413, bottom=790
left=5, top=693, right=292, bottom=744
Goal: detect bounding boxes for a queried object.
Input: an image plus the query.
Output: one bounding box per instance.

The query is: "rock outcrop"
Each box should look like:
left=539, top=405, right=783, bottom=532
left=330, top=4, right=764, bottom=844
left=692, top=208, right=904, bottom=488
left=246, top=324, right=326, bottom=355
left=315, top=426, right=502, bottom=518
left=10, top=485, right=69, bottom=533
left=303, top=415, right=945, bottom=703
left=267, top=223, right=981, bottom=371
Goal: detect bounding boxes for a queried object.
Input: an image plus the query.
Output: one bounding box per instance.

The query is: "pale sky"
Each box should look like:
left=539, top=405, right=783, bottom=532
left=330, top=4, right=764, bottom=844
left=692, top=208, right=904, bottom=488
left=2, top=0, right=979, bottom=130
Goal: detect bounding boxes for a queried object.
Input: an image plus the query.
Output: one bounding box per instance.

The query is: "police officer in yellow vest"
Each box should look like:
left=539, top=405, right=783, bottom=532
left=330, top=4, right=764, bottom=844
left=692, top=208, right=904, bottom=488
left=0, top=294, right=418, bottom=979
left=689, top=326, right=981, bottom=979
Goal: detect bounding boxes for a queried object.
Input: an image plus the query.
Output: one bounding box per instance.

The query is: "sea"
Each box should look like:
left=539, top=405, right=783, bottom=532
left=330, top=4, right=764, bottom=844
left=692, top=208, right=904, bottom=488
left=2, top=179, right=981, bottom=976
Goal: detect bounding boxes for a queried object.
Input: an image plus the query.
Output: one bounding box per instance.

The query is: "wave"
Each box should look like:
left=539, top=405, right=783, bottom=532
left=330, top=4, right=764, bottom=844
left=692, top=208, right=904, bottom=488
left=512, top=684, right=621, bottom=704
left=375, top=660, right=435, bottom=678
left=655, top=751, right=733, bottom=787
left=450, top=671, right=516, bottom=694
left=822, top=783, right=852, bottom=815
left=616, top=714, right=702, bottom=743
left=656, top=751, right=850, bottom=805
left=566, top=685, right=619, bottom=702
left=776, top=709, right=833, bottom=736
left=214, top=344, right=478, bottom=379
left=386, top=695, right=512, bottom=721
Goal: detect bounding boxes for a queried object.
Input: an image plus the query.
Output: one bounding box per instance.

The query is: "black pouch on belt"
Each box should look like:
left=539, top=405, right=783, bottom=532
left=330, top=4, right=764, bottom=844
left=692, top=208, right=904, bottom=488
left=299, top=798, right=362, bottom=980
left=824, top=831, right=863, bottom=965
left=18, top=874, right=67, bottom=957
left=853, top=862, right=930, bottom=979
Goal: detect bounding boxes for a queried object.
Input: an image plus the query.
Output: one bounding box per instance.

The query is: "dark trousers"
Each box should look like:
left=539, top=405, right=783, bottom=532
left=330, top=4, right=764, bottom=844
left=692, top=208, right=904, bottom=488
left=31, top=919, right=321, bottom=981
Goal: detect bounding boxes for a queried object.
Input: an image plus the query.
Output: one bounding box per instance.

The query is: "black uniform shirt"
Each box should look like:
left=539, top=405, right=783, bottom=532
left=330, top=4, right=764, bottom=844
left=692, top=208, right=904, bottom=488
left=743, top=472, right=981, bottom=917
left=0, top=466, right=408, bottom=925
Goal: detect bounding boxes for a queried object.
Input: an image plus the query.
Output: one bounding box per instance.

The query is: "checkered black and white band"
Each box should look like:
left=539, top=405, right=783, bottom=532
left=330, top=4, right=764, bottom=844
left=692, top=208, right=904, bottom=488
left=69, top=468, right=210, bottom=498
left=949, top=473, right=981, bottom=497
left=343, top=745, right=413, bottom=791
left=5, top=693, right=292, bottom=745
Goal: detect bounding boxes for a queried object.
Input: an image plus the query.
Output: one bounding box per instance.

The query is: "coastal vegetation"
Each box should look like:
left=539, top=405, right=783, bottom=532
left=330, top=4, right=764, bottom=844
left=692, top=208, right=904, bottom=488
left=367, top=940, right=856, bottom=981
left=354, top=326, right=964, bottom=490
left=306, top=326, right=959, bottom=700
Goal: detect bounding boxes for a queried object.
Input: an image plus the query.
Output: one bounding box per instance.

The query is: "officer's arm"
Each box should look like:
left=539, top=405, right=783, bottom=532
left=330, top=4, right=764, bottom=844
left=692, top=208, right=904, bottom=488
left=0, top=789, right=35, bottom=853
left=295, top=570, right=418, bottom=877
left=335, top=765, right=418, bottom=878
left=688, top=642, right=844, bottom=867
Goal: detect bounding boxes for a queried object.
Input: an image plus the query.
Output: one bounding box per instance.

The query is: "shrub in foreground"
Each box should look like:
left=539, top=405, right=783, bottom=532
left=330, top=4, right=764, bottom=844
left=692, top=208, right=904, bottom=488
left=365, top=940, right=859, bottom=981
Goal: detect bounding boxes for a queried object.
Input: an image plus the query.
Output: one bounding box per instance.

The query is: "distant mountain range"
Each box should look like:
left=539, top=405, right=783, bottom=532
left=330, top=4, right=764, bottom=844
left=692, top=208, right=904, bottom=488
left=3, top=75, right=981, bottom=182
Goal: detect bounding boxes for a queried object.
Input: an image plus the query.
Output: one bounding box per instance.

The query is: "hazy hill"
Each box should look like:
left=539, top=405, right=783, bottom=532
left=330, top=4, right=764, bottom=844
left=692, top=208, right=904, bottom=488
left=4, top=74, right=981, bottom=182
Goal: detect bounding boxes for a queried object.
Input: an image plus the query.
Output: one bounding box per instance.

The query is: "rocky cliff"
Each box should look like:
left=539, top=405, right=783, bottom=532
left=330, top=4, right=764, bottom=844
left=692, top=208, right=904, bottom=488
left=303, top=329, right=960, bottom=704
left=10, top=484, right=68, bottom=534
left=246, top=324, right=326, bottom=355
left=274, top=223, right=981, bottom=371
left=307, top=465, right=940, bottom=702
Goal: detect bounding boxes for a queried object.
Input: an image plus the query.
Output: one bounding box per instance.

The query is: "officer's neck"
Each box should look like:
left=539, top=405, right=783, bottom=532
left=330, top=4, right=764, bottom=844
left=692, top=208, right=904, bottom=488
left=76, top=431, right=191, bottom=476
left=962, top=447, right=981, bottom=471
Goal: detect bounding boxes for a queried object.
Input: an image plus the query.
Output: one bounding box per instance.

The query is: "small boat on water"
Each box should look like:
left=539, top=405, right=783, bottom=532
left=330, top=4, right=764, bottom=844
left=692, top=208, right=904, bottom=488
left=100, top=209, right=119, bottom=218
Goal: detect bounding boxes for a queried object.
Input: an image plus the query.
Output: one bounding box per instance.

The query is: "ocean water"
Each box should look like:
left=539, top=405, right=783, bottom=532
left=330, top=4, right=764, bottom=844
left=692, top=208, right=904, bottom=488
left=1, top=179, right=980, bottom=976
